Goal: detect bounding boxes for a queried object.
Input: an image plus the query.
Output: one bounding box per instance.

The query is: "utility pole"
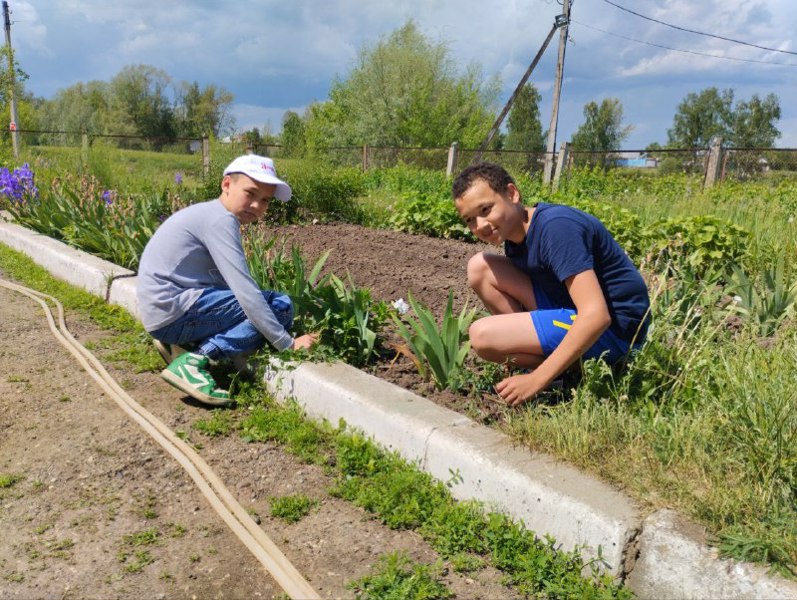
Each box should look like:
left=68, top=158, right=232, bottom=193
left=2, top=1, right=19, bottom=158
left=470, top=20, right=560, bottom=165
left=543, top=0, right=571, bottom=184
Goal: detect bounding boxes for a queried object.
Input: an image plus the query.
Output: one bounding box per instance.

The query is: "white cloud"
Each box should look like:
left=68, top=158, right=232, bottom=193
left=12, top=0, right=797, bottom=148
left=11, top=1, right=50, bottom=56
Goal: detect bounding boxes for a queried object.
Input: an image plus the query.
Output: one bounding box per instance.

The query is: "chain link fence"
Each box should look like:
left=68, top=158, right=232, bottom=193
left=4, top=129, right=797, bottom=186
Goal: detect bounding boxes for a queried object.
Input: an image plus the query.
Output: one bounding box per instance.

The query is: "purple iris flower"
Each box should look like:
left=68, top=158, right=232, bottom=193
left=175, top=172, right=183, bottom=185
left=102, top=190, right=113, bottom=206
left=0, top=164, right=38, bottom=204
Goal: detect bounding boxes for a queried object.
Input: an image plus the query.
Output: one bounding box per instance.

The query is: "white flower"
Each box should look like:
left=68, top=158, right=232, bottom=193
left=392, top=298, right=410, bottom=315
left=789, top=216, right=794, bottom=224
left=733, top=295, right=743, bottom=305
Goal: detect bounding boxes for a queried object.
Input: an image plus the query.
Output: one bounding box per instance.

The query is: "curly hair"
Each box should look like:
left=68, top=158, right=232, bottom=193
left=451, top=162, right=516, bottom=200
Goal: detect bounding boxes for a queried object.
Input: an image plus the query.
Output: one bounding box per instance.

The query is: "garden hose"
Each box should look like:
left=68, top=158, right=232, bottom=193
left=0, top=276, right=320, bottom=600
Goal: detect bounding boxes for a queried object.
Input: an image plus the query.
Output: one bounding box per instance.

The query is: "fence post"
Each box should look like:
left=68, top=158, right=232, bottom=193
left=202, top=137, right=210, bottom=177
left=81, top=132, right=89, bottom=165
left=552, top=142, right=570, bottom=191
left=703, top=137, right=724, bottom=188
left=362, top=144, right=369, bottom=171
left=446, top=142, right=459, bottom=177
left=542, top=149, right=556, bottom=185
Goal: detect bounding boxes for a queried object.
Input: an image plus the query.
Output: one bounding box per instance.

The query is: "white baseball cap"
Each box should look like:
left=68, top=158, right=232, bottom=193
left=222, top=154, right=292, bottom=202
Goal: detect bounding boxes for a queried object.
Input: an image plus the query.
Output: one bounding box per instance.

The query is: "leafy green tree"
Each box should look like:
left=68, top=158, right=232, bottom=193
left=504, top=84, right=544, bottom=152
left=570, top=98, right=632, bottom=152
left=731, top=93, right=780, bottom=148
left=667, top=87, right=733, bottom=148
left=304, top=20, right=498, bottom=149
left=242, top=127, right=261, bottom=146
left=108, top=64, right=175, bottom=146
left=281, top=110, right=306, bottom=157
left=666, top=88, right=781, bottom=149
left=175, top=81, right=234, bottom=138
left=35, top=81, right=111, bottom=134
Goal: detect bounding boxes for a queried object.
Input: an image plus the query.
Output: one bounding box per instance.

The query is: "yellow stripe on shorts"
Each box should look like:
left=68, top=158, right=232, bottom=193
left=552, top=314, right=577, bottom=331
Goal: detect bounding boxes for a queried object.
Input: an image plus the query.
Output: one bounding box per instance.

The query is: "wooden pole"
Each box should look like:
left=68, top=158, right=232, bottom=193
left=703, top=138, right=724, bottom=188
left=543, top=0, right=571, bottom=185
left=202, top=137, right=210, bottom=177
left=446, top=142, right=459, bottom=177
left=470, top=21, right=559, bottom=165
left=552, top=142, right=570, bottom=191
left=3, top=1, right=19, bottom=158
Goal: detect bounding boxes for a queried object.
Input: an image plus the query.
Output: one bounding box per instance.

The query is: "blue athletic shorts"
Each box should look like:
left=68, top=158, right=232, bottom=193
left=530, top=283, right=638, bottom=364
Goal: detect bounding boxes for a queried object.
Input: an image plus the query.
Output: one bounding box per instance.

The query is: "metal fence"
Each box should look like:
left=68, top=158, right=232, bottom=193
left=4, top=128, right=797, bottom=187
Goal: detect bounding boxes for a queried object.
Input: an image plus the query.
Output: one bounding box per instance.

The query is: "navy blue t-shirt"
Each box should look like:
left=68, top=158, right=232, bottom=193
left=504, top=202, right=650, bottom=343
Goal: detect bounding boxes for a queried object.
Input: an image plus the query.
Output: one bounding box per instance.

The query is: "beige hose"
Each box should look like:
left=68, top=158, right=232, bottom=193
left=0, top=277, right=320, bottom=600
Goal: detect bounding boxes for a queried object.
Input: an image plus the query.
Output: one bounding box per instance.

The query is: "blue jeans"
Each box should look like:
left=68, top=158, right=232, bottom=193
left=150, top=288, right=294, bottom=359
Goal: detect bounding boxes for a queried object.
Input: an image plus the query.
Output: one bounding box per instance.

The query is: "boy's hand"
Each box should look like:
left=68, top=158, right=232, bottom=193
left=495, top=372, right=543, bottom=407
left=292, top=333, right=319, bottom=351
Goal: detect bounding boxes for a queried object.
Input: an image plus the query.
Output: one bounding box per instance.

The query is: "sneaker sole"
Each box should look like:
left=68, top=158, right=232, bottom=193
left=160, top=368, right=232, bottom=407
left=153, top=339, right=193, bottom=366
left=152, top=339, right=173, bottom=365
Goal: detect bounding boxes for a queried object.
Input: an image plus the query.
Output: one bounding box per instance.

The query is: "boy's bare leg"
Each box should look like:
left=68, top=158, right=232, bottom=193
left=469, top=312, right=545, bottom=368
left=467, top=253, right=536, bottom=315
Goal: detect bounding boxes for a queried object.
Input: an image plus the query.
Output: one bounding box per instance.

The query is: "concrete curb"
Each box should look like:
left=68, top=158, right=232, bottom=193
left=263, top=359, right=640, bottom=576
left=2, top=219, right=796, bottom=599
left=628, top=510, right=797, bottom=599
left=0, top=216, right=134, bottom=300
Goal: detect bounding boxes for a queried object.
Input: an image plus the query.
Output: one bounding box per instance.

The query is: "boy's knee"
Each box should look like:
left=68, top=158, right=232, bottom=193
left=466, top=253, right=489, bottom=290
left=468, top=320, right=491, bottom=356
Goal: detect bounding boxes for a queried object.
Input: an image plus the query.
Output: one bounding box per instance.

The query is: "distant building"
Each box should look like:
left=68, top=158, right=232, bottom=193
left=615, top=154, right=658, bottom=168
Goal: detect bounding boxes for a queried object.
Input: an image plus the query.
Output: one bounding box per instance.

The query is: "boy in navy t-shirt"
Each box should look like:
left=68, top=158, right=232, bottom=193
left=452, top=162, right=649, bottom=407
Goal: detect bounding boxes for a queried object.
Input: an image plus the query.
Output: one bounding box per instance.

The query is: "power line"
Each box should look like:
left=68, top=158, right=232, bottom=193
left=601, top=0, right=797, bottom=57
left=572, top=19, right=797, bottom=68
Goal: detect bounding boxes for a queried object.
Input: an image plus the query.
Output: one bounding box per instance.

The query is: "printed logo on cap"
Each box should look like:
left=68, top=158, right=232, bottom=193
left=261, top=162, right=276, bottom=175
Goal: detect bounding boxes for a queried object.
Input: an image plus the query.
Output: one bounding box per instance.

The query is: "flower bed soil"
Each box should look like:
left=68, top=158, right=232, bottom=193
left=271, top=222, right=510, bottom=424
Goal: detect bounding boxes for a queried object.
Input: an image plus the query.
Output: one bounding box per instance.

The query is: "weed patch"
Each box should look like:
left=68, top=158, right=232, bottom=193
left=268, top=494, right=318, bottom=524
left=347, top=551, right=452, bottom=600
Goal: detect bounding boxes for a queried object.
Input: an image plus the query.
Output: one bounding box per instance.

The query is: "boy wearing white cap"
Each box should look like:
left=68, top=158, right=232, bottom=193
left=137, top=155, right=317, bottom=405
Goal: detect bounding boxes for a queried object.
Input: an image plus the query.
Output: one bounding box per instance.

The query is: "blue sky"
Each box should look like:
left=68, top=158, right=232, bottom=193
left=10, top=0, right=797, bottom=148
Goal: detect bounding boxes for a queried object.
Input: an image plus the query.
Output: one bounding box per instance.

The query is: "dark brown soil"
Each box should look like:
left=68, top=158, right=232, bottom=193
left=271, top=222, right=511, bottom=424
left=271, top=222, right=489, bottom=314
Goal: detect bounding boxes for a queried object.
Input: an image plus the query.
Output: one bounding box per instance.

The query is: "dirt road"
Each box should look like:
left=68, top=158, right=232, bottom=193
left=0, top=277, right=516, bottom=599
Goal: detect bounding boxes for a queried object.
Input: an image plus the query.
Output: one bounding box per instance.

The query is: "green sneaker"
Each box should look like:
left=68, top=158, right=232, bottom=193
left=161, top=352, right=231, bottom=406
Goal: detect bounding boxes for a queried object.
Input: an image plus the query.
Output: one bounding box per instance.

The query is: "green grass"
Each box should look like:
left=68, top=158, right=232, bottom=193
left=20, top=143, right=205, bottom=196
left=0, top=244, right=162, bottom=374
left=0, top=473, right=23, bottom=489
left=192, top=410, right=235, bottom=437
left=347, top=551, right=452, bottom=600
left=268, top=493, right=318, bottom=524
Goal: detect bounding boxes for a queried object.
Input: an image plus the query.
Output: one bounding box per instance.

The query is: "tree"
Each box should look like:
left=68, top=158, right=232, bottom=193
left=175, top=81, right=234, bottom=138
left=730, top=93, right=780, bottom=148
left=108, top=64, right=176, bottom=147
left=35, top=81, right=111, bottom=135
left=504, top=84, right=544, bottom=152
left=281, top=111, right=306, bottom=157
left=304, top=20, right=499, bottom=149
left=666, top=87, right=781, bottom=149
left=570, top=98, right=632, bottom=153
left=666, top=87, right=733, bottom=148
